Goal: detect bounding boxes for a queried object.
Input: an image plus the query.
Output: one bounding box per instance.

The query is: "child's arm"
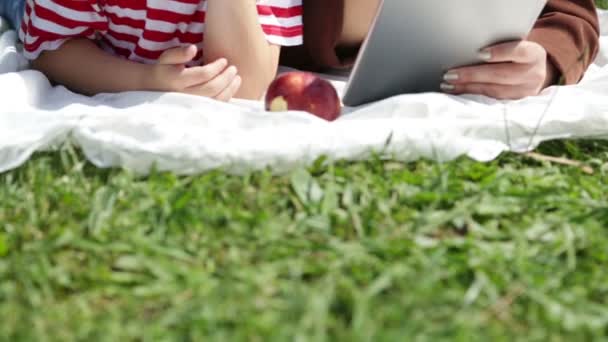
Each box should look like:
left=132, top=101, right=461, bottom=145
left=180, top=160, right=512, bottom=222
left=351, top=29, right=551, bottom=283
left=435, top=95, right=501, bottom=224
left=20, top=0, right=242, bottom=99
left=32, top=40, right=241, bottom=100
left=202, top=0, right=285, bottom=100
left=32, top=38, right=151, bottom=95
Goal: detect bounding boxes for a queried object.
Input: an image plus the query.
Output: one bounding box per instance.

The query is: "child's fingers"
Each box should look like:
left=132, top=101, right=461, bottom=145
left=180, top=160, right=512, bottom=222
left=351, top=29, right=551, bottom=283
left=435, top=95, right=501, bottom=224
left=180, top=58, right=228, bottom=88
left=158, top=45, right=198, bottom=65
left=184, top=65, right=238, bottom=97
left=440, top=82, right=535, bottom=100
left=214, top=76, right=242, bottom=102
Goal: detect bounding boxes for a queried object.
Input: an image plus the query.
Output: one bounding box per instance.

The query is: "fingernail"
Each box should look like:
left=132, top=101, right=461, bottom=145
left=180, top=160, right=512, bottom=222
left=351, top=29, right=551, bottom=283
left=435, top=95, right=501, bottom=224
left=228, top=66, right=238, bottom=74
left=440, top=83, right=455, bottom=91
left=478, top=50, right=492, bottom=61
left=443, top=72, right=459, bottom=81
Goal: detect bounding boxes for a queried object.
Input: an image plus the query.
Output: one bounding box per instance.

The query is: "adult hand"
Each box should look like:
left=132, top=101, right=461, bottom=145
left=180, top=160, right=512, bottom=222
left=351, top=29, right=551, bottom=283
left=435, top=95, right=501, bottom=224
left=440, top=40, right=558, bottom=100
left=149, top=45, right=242, bottom=101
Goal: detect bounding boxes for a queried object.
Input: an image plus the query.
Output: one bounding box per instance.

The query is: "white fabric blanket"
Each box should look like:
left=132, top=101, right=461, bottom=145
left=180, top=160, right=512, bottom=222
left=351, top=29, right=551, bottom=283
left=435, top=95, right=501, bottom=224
left=1, top=11, right=608, bottom=174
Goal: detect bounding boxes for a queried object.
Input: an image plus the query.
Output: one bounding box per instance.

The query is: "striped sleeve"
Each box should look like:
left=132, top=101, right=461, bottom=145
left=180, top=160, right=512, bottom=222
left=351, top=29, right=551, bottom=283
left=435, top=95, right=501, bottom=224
left=18, top=0, right=108, bottom=60
left=256, top=0, right=303, bottom=46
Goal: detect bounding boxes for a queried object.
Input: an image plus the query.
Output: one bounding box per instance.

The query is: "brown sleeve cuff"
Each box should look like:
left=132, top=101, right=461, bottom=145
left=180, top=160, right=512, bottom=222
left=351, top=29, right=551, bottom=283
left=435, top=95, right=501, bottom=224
left=528, top=26, right=595, bottom=85
left=527, top=0, right=600, bottom=85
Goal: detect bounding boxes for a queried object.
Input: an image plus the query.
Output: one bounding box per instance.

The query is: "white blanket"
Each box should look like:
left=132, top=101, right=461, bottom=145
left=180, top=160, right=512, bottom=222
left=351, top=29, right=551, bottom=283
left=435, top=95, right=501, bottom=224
left=1, top=11, right=608, bottom=174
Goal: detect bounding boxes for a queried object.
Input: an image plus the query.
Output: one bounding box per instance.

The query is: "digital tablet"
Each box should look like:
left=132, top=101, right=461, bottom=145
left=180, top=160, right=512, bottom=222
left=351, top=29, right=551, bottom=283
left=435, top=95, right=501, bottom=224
left=342, top=0, right=548, bottom=106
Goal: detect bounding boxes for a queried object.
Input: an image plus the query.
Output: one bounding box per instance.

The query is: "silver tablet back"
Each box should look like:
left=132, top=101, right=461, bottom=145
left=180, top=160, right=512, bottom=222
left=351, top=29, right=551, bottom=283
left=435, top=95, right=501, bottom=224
left=342, top=0, right=547, bottom=106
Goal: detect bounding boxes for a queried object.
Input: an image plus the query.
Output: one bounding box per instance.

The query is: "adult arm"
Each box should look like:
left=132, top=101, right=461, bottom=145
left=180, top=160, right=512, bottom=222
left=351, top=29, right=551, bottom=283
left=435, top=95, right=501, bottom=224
left=440, top=0, right=600, bottom=99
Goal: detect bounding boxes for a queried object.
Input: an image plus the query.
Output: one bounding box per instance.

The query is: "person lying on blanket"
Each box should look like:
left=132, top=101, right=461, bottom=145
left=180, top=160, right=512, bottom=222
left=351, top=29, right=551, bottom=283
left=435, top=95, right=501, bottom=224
left=1, top=0, right=303, bottom=100
left=281, top=0, right=601, bottom=100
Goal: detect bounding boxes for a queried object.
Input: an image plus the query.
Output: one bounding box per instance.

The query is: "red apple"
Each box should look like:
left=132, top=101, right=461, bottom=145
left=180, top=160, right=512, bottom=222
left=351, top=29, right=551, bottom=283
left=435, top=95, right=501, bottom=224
left=265, top=72, right=342, bottom=121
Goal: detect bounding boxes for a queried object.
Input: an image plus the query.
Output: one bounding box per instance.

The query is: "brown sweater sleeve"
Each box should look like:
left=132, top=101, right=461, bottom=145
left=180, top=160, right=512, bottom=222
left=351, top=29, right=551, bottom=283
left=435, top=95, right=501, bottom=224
left=281, top=0, right=601, bottom=84
left=528, top=0, right=600, bottom=85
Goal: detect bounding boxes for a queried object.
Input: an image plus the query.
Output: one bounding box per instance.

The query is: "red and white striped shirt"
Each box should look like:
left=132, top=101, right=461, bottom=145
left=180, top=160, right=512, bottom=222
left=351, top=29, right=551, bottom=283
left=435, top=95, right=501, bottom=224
left=19, top=0, right=303, bottom=64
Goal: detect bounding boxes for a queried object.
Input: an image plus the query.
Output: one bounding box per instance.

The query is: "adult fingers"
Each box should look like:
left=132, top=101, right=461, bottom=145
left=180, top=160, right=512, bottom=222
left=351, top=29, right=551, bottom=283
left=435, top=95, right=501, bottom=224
left=441, top=82, right=539, bottom=100
left=184, top=65, right=238, bottom=98
left=444, top=62, right=544, bottom=86
left=158, top=44, right=198, bottom=65
left=214, top=75, right=242, bottom=102
left=479, top=40, right=546, bottom=64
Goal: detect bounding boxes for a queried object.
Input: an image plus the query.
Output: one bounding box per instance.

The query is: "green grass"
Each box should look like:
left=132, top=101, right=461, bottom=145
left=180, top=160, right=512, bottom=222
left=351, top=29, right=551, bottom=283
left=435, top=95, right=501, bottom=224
left=1, top=140, right=608, bottom=341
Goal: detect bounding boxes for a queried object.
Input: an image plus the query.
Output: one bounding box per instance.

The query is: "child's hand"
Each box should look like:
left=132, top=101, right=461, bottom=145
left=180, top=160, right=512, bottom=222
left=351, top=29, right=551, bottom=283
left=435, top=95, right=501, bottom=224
left=149, top=45, right=242, bottom=101
left=440, top=41, right=558, bottom=100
